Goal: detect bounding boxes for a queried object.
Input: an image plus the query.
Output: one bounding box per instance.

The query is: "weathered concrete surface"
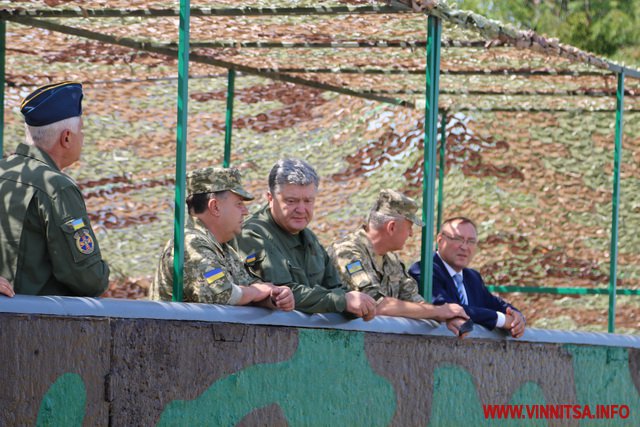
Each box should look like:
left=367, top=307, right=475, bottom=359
left=365, top=333, right=577, bottom=426
left=0, top=314, right=110, bottom=426
left=0, top=297, right=639, bottom=426
left=109, top=319, right=297, bottom=426
left=630, top=348, right=640, bottom=393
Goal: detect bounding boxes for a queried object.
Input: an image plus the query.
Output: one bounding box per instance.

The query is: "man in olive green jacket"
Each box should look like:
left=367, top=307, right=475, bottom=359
left=0, top=81, right=109, bottom=296
left=235, top=158, right=376, bottom=319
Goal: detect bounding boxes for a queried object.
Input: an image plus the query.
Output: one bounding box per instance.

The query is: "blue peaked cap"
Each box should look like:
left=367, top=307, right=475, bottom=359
left=21, top=81, right=83, bottom=126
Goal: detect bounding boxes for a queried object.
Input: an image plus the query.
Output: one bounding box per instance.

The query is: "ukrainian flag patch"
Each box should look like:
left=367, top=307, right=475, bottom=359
left=204, top=268, right=225, bottom=284
left=71, top=218, right=85, bottom=230
left=245, top=253, right=257, bottom=264
left=346, top=260, right=364, bottom=275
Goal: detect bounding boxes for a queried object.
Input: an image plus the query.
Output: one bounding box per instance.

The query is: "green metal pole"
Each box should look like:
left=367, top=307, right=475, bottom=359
left=486, top=285, right=640, bottom=296
left=418, top=15, right=442, bottom=300
left=608, top=71, right=624, bottom=333
left=223, top=69, right=235, bottom=168
left=0, top=20, right=5, bottom=157
left=436, top=110, right=447, bottom=235
left=172, top=0, right=190, bottom=302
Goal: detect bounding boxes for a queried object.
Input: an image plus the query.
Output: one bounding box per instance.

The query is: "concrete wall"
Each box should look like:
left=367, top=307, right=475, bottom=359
left=0, top=296, right=638, bottom=426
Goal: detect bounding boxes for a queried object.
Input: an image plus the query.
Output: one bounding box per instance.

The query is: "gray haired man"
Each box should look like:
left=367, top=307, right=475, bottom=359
left=235, top=158, right=377, bottom=319
left=328, top=189, right=468, bottom=330
left=0, top=81, right=109, bottom=296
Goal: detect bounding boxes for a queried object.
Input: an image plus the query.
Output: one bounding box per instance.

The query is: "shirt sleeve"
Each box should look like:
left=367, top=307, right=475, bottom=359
left=44, top=185, right=109, bottom=296
left=495, top=311, right=506, bottom=328
left=237, top=228, right=346, bottom=314
left=397, top=268, right=425, bottom=303
left=328, top=242, right=384, bottom=300
left=182, top=232, right=244, bottom=305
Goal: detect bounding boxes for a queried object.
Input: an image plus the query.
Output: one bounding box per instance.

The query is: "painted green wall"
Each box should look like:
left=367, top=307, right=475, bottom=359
left=0, top=314, right=637, bottom=426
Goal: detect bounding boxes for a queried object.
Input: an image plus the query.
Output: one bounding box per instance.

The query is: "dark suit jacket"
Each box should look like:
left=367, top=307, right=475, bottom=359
left=408, top=254, right=521, bottom=330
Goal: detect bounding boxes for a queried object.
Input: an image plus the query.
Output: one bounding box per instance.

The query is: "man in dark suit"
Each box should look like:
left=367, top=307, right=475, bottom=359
left=409, top=216, right=525, bottom=338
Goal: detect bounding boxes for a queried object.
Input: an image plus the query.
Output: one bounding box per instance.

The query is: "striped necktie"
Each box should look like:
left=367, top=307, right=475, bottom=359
left=453, top=273, right=468, bottom=304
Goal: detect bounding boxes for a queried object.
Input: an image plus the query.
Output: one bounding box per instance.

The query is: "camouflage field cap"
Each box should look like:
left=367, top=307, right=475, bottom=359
left=187, top=167, right=254, bottom=200
left=372, top=189, right=423, bottom=226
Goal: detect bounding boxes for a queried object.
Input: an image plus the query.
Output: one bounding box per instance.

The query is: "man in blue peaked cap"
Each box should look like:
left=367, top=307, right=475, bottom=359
left=0, top=81, right=110, bottom=296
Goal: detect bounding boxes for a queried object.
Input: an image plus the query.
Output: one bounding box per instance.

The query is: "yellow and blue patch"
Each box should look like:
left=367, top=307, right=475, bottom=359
left=204, top=268, right=225, bottom=284
left=346, top=260, right=364, bottom=276
left=245, top=253, right=257, bottom=264
left=71, top=218, right=85, bottom=231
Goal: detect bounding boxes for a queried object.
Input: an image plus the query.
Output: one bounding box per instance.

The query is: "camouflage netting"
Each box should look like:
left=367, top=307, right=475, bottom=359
left=1, top=0, right=639, bottom=332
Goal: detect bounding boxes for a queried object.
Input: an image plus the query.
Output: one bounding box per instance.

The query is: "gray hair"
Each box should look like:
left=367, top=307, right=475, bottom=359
left=25, top=116, right=81, bottom=150
left=268, top=158, right=319, bottom=194
left=367, top=210, right=402, bottom=230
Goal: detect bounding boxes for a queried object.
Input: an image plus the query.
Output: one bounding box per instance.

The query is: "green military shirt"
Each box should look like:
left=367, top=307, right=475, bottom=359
left=150, top=216, right=255, bottom=304
left=328, top=227, right=424, bottom=303
left=235, top=205, right=347, bottom=313
left=0, top=143, right=109, bottom=296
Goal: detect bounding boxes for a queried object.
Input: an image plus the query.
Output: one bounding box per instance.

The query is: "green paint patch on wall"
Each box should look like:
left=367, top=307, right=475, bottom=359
left=567, top=345, right=640, bottom=426
left=36, top=373, right=86, bottom=427
left=429, top=365, right=547, bottom=426
left=158, top=328, right=396, bottom=426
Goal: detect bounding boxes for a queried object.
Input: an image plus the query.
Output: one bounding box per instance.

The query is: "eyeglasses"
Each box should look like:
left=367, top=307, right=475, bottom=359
left=441, top=232, right=477, bottom=246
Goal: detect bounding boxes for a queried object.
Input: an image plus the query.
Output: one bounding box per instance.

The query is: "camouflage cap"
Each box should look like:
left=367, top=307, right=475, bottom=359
left=372, top=189, right=423, bottom=226
left=186, top=167, right=254, bottom=200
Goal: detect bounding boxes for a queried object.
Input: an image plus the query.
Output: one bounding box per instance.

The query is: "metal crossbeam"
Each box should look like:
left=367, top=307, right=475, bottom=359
left=214, top=66, right=610, bottom=76
left=0, top=5, right=412, bottom=19
left=7, top=16, right=412, bottom=108
left=162, top=39, right=492, bottom=49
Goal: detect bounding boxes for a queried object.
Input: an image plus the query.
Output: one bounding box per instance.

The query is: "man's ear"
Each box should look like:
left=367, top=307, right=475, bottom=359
left=59, top=129, right=71, bottom=148
left=266, top=191, right=273, bottom=203
left=386, top=220, right=396, bottom=234
left=207, top=197, right=220, bottom=216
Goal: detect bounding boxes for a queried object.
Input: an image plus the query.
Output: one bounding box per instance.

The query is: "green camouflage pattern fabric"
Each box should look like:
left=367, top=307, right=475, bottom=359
left=150, top=216, right=255, bottom=304
left=372, top=189, right=423, bottom=226
left=328, top=227, right=424, bottom=303
left=187, top=166, right=253, bottom=200
left=234, top=205, right=347, bottom=313
left=0, top=143, right=109, bottom=296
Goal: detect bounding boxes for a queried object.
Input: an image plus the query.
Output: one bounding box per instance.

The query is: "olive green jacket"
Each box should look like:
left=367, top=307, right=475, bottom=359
left=235, top=205, right=347, bottom=313
left=0, top=143, right=109, bottom=296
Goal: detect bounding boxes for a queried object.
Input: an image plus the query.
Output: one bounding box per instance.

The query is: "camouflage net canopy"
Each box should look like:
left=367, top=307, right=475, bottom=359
left=1, top=0, right=640, bottom=332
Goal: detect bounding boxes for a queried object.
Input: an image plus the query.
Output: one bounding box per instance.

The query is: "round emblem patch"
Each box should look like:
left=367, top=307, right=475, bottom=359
left=74, top=230, right=95, bottom=254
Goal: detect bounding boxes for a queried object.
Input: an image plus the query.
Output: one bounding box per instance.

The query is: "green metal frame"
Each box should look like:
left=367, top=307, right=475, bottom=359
left=486, top=285, right=640, bottom=296
left=419, top=15, right=442, bottom=300
left=223, top=69, right=236, bottom=168
left=608, top=72, right=625, bottom=332
left=0, top=5, right=635, bottom=328
left=171, top=0, right=190, bottom=302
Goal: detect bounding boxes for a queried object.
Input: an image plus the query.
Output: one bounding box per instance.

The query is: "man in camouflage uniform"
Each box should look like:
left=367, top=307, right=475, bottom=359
left=150, top=166, right=294, bottom=311
left=235, top=158, right=377, bottom=319
left=0, top=81, right=109, bottom=296
left=328, top=189, right=467, bottom=328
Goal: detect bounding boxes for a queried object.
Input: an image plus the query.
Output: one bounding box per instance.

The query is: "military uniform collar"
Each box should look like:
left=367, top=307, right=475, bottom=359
left=355, top=226, right=387, bottom=271
left=261, top=204, right=311, bottom=249
left=15, top=143, right=60, bottom=172
left=189, top=216, right=225, bottom=252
